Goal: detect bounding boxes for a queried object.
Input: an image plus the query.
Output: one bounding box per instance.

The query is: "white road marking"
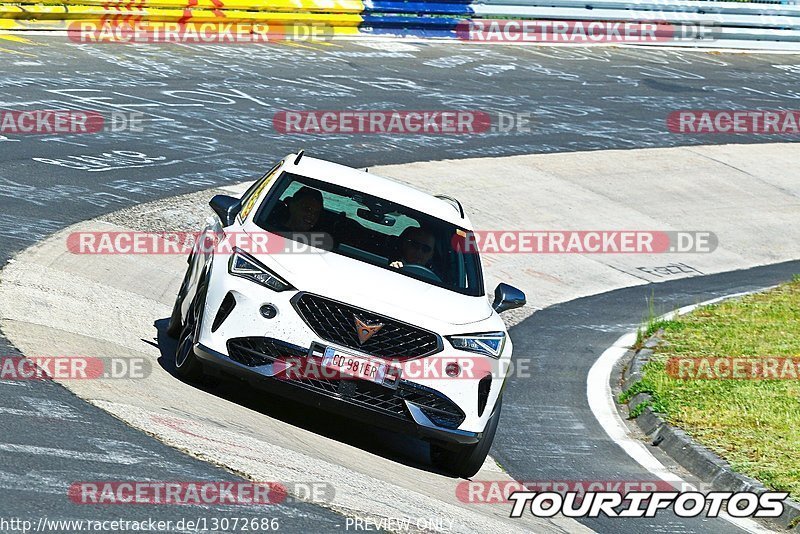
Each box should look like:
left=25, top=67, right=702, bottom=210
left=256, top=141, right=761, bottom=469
left=0, top=379, right=28, bottom=387
left=0, top=438, right=159, bottom=466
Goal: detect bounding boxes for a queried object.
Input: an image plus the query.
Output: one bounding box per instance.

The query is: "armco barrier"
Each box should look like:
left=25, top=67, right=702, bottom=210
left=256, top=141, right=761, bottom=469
left=0, top=0, right=364, bottom=34
left=358, top=0, right=800, bottom=45
left=1, top=0, right=800, bottom=49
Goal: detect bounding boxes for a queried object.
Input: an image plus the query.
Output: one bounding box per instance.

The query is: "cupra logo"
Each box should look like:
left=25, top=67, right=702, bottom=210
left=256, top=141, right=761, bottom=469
left=353, top=315, right=383, bottom=345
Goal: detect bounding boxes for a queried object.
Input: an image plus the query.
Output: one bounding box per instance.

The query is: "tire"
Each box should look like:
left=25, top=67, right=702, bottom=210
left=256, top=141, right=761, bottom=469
left=166, top=296, right=184, bottom=339
left=431, top=396, right=503, bottom=479
left=166, top=260, right=194, bottom=339
left=174, top=280, right=207, bottom=382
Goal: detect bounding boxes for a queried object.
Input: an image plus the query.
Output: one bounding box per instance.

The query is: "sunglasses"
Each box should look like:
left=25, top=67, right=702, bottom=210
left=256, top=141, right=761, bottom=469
left=404, top=238, right=433, bottom=254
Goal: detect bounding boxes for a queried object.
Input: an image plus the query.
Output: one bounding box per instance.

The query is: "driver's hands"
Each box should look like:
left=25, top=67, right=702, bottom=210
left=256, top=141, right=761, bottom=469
left=390, top=261, right=404, bottom=269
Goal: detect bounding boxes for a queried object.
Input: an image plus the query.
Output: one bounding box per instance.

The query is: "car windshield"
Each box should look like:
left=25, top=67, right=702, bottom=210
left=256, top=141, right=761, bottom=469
left=253, top=172, right=484, bottom=297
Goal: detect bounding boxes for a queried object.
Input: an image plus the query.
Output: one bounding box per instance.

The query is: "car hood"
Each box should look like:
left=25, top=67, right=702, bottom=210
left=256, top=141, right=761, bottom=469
left=262, top=250, right=493, bottom=326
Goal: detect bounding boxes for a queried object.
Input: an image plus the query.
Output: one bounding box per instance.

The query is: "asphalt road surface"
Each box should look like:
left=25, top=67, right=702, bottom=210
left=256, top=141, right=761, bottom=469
left=1, top=35, right=799, bottom=532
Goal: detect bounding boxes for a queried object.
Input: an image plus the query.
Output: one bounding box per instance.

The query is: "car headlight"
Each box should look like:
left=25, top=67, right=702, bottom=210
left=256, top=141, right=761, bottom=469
left=228, top=247, right=293, bottom=292
left=447, top=332, right=506, bottom=359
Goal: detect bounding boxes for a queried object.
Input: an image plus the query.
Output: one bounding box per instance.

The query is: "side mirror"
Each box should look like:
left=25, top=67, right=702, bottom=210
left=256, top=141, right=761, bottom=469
left=492, top=283, right=526, bottom=314
left=210, top=195, right=241, bottom=227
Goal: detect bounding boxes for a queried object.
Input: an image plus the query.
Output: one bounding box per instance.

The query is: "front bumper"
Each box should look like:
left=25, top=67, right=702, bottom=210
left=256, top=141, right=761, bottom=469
left=194, top=342, right=484, bottom=446
left=199, top=262, right=509, bottom=438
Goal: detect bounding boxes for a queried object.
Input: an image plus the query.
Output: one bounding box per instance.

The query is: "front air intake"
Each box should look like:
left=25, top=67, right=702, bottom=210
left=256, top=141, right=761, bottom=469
left=477, top=374, right=492, bottom=417
left=211, top=292, right=236, bottom=332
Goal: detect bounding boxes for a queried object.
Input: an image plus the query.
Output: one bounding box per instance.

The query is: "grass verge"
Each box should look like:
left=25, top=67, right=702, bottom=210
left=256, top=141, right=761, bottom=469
left=622, top=276, right=800, bottom=499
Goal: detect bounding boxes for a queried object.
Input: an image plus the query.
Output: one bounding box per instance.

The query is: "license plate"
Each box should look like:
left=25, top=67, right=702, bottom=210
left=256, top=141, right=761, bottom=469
left=321, top=347, right=401, bottom=389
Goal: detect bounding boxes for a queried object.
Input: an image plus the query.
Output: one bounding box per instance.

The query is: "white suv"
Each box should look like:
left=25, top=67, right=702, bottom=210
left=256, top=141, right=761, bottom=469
left=167, top=152, right=525, bottom=477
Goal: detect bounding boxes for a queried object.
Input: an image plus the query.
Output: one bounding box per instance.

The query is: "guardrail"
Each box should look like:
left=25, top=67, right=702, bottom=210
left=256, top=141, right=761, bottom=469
left=1, top=0, right=799, bottom=49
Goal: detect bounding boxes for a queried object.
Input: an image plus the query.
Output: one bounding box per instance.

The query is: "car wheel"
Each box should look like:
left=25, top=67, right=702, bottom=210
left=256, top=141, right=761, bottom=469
left=174, top=280, right=207, bottom=382
left=430, top=396, right=502, bottom=479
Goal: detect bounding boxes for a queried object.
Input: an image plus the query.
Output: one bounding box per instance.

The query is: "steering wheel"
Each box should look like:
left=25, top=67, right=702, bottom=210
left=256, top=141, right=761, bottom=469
left=400, top=263, right=442, bottom=283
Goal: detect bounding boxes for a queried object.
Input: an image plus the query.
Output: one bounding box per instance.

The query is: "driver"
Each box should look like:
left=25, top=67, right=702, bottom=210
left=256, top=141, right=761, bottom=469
left=390, top=226, right=436, bottom=270
left=278, top=186, right=323, bottom=232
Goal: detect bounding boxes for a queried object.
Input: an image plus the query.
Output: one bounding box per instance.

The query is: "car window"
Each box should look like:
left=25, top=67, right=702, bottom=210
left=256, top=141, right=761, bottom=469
left=277, top=184, right=418, bottom=237
left=253, top=173, right=484, bottom=297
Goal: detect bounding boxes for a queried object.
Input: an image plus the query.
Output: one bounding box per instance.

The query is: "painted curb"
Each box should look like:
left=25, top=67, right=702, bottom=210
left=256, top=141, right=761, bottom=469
left=621, top=330, right=800, bottom=531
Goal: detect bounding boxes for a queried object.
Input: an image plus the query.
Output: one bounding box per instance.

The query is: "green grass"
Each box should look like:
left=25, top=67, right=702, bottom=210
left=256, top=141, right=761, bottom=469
left=622, top=278, right=800, bottom=498
left=630, top=290, right=674, bottom=351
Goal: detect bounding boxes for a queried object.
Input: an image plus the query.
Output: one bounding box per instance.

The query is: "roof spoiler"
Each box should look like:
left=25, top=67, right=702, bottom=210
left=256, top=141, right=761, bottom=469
left=435, top=194, right=464, bottom=219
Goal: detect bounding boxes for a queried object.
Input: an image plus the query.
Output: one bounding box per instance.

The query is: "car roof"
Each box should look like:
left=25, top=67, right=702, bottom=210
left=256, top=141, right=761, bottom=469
left=285, top=153, right=473, bottom=229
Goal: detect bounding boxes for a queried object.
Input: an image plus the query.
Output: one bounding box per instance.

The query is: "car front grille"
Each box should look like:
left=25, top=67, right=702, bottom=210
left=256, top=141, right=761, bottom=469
left=290, top=293, right=442, bottom=360
left=225, top=337, right=464, bottom=429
